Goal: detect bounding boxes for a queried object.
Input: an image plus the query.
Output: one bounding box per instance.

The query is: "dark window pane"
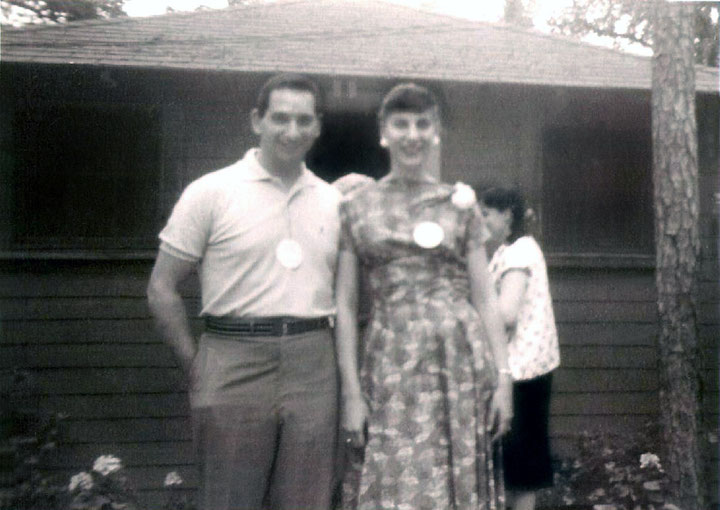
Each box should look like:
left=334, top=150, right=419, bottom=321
left=12, top=103, right=161, bottom=250
left=542, top=127, right=654, bottom=255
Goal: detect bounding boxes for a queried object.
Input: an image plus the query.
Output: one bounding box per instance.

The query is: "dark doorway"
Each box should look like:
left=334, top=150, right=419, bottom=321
left=308, top=111, right=389, bottom=183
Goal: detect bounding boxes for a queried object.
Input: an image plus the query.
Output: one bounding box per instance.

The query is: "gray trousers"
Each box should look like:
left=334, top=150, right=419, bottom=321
left=190, top=329, right=338, bottom=510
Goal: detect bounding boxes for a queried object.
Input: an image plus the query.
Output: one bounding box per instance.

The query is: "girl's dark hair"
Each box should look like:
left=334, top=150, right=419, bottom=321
left=378, top=82, right=440, bottom=124
left=481, top=187, right=527, bottom=243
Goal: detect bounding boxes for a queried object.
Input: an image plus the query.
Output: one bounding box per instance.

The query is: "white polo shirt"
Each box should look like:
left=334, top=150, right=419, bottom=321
left=159, top=149, right=342, bottom=318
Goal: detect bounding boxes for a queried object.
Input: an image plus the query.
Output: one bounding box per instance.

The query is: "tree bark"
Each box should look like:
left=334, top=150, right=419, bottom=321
left=651, top=2, right=704, bottom=509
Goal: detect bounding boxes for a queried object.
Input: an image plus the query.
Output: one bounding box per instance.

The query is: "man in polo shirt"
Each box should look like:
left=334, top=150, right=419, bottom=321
left=147, top=73, right=342, bottom=510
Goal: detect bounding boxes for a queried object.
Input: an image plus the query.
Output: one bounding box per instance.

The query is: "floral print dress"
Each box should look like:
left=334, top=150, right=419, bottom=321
left=340, top=177, right=504, bottom=510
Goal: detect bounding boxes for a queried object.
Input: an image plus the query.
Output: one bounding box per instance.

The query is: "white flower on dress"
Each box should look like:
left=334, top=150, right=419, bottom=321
left=639, top=452, right=662, bottom=470
left=451, top=182, right=476, bottom=210
left=164, top=471, right=184, bottom=487
left=92, top=454, right=122, bottom=476
left=68, top=471, right=94, bottom=492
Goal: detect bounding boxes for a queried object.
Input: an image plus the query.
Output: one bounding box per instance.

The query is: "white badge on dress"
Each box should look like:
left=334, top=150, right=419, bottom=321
left=413, top=221, right=444, bottom=249
left=276, top=239, right=303, bottom=269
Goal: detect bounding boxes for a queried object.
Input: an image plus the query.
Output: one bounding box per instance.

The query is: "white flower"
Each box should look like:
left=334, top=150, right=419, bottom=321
left=639, top=452, right=662, bottom=470
left=451, top=182, right=476, bottom=210
left=92, top=454, right=123, bottom=476
left=68, top=471, right=94, bottom=492
left=164, top=471, right=183, bottom=487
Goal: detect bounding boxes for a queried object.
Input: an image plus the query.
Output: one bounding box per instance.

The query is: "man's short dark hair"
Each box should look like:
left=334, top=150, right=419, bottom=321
left=255, top=73, right=323, bottom=118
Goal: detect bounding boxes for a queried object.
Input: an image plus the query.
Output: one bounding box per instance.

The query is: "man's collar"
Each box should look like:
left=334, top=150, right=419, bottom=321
left=239, top=149, right=315, bottom=189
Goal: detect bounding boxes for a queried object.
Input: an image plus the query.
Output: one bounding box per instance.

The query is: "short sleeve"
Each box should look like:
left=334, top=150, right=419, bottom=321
left=465, top=203, right=490, bottom=252
left=158, top=180, right=214, bottom=262
left=497, top=237, right=538, bottom=276
left=339, top=198, right=357, bottom=253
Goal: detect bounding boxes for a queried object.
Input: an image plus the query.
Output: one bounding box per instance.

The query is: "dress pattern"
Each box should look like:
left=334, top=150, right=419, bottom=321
left=340, top=177, right=504, bottom=510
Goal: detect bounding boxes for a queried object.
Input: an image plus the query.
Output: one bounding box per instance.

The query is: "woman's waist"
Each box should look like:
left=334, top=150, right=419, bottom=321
left=367, top=289, right=478, bottom=325
left=368, top=280, right=470, bottom=306
left=366, top=261, right=469, bottom=296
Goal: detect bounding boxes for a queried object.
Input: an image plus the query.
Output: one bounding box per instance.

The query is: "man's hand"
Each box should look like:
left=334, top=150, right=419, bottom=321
left=147, top=250, right=198, bottom=387
left=178, top=343, right=198, bottom=382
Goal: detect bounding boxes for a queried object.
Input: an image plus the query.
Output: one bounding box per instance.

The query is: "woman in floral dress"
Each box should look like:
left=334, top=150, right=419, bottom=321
left=335, top=83, right=513, bottom=510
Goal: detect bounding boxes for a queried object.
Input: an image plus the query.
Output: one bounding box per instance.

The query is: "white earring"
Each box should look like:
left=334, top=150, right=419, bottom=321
left=380, top=137, right=389, bottom=148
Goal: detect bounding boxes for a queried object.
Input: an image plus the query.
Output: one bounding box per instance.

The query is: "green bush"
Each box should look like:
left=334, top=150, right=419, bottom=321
left=537, top=422, right=671, bottom=510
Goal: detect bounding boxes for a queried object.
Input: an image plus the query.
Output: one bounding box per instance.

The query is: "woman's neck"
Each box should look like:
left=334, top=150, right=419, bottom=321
left=387, top=163, right=439, bottom=183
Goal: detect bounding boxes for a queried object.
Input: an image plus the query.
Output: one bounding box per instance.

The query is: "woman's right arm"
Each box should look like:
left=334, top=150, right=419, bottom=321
left=335, top=248, right=368, bottom=447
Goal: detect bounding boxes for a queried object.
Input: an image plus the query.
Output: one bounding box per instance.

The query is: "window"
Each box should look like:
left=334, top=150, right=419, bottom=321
left=542, top=126, right=654, bottom=258
left=8, top=102, right=161, bottom=252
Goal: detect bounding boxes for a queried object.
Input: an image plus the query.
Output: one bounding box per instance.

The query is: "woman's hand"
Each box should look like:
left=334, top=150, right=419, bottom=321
left=489, top=374, right=513, bottom=442
left=342, top=394, right=369, bottom=448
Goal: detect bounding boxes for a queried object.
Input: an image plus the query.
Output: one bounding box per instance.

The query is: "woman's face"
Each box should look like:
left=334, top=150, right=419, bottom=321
left=380, top=109, right=439, bottom=171
left=480, top=203, right=512, bottom=243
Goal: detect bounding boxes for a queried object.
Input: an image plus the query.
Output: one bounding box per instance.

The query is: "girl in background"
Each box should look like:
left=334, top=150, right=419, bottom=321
left=481, top=187, right=561, bottom=510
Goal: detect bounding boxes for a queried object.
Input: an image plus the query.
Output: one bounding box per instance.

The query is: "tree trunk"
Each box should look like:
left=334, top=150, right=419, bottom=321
left=651, top=1, right=704, bottom=509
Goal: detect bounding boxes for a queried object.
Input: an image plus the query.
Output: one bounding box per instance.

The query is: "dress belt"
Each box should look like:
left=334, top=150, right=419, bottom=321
left=204, top=315, right=333, bottom=337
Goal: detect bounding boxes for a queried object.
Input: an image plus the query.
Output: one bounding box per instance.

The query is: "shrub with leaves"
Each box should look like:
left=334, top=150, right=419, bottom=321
left=537, top=421, right=672, bottom=509
left=1, top=369, right=66, bottom=510
left=9, top=411, right=66, bottom=510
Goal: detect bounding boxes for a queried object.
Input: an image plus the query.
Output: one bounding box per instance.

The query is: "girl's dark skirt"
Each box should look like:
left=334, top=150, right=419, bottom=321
left=503, top=371, right=554, bottom=491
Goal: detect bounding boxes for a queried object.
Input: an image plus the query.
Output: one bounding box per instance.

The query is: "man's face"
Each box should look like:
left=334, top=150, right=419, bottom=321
left=252, top=88, right=321, bottom=167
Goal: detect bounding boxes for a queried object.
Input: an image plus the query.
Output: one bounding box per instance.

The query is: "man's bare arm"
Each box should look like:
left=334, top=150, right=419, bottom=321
left=147, top=250, right=198, bottom=373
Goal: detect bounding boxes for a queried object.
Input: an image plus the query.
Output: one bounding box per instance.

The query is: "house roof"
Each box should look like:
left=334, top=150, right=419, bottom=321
left=1, top=0, right=718, bottom=93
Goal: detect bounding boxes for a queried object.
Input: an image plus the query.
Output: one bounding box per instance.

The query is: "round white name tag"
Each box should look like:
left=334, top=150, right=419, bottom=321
left=276, top=239, right=303, bottom=269
left=413, top=221, right=444, bottom=249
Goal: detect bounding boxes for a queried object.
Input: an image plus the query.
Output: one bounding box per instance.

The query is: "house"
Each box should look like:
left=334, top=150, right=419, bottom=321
left=1, top=0, right=717, bottom=506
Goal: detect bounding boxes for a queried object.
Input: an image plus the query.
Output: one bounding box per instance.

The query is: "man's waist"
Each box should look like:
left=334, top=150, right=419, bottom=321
left=204, top=315, right=334, bottom=337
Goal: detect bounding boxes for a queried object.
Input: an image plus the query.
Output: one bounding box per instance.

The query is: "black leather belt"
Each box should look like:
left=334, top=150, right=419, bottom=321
left=204, top=315, right=332, bottom=337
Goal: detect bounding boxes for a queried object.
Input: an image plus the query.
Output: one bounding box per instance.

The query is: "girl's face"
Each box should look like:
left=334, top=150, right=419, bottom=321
left=380, top=109, right=439, bottom=172
left=480, top=203, right=512, bottom=243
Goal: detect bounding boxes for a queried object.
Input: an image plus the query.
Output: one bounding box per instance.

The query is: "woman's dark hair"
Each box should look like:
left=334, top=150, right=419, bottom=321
left=378, top=82, right=440, bottom=124
left=255, top=73, right=323, bottom=118
left=481, top=187, right=527, bottom=243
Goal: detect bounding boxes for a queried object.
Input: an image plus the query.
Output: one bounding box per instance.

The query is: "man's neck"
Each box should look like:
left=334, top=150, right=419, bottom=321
left=256, top=150, right=304, bottom=189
